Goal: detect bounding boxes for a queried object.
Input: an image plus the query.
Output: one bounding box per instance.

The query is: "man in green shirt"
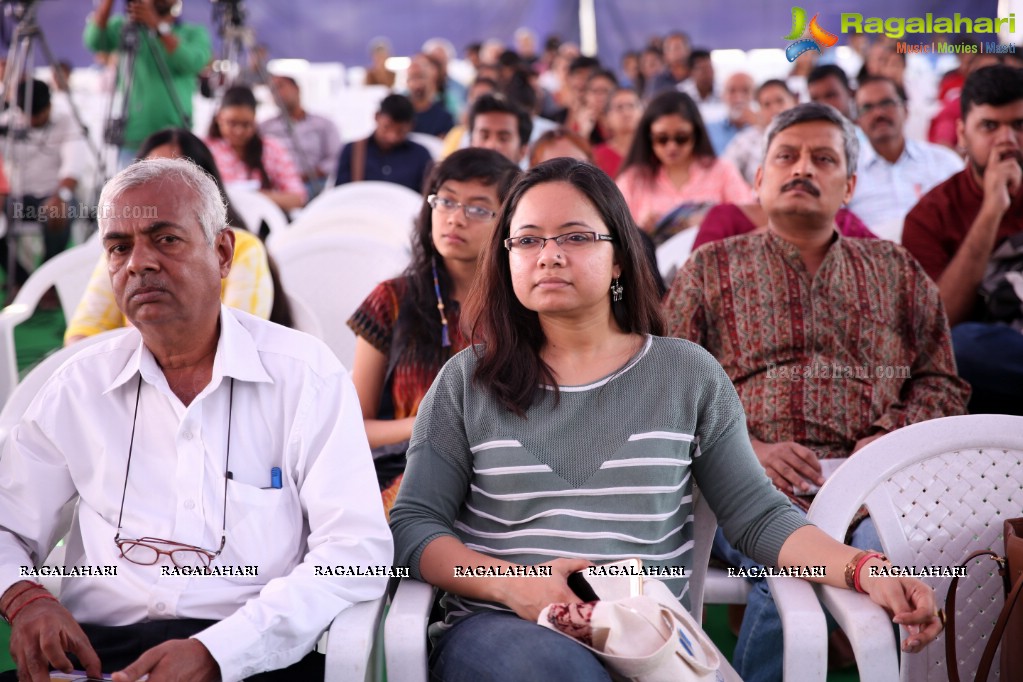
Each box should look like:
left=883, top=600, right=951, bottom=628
left=84, top=0, right=211, bottom=163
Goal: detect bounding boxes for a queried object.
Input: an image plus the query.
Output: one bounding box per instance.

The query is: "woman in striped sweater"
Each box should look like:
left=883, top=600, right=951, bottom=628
left=390, top=158, right=943, bottom=681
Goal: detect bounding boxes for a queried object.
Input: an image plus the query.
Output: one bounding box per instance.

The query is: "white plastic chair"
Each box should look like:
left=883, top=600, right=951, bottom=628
left=0, top=327, right=387, bottom=681
left=224, top=186, right=291, bottom=236
left=269, top=233, right=408, bottom=368
left=408, top=131, right=444, bottom=160
left=384, top=489, right=826, bottom=682
left=770, top=414, right=1023, bottom=682
left=0, top=236, right=102, bottom=406
left=272, top=182, right=421, bottom=253
left=655, top=227, right=699, bottom=285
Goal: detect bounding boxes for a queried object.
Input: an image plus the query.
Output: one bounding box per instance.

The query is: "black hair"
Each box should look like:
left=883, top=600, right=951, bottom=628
left=16, top=79, right=50, bottom=117
left=961, top=64, right=1023, bottom=120
left=756, top=78, right=795, bottom=99
left=468, top=93, right=533, bottom=147
left=620, top=90, right=716, bottom=177
left=568, top=55, right=601, bottom=75
left=464, top=158, right=665, bottom=414
left=588, top=69, right=619, bottom=88
left=856, top=75, right=908, bottom=104
left=807, top=64, right=851, bottom=92
left=392, top=148, right=521, bottom=374
left=378, top=93, right=415, bottom=123
left=207, top=85, right=272, bottom=191
left=687, top=49, right=711, bottom=70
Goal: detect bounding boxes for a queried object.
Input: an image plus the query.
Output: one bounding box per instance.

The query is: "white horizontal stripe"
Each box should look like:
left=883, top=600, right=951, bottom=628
left=455, top=521, right=688, bottom=544
left=470, top=439, right=523, bottom=453
left=473, top=464, right=552, bottom=476
left=469, top=478, right=686, bottom=501
left=463, top=539, right=694, bottom=562
left=464, top=500, right=692, bottom=526
left=600, top=457, right=690, bottom=469
left=628, top=431, right=695, bottom=442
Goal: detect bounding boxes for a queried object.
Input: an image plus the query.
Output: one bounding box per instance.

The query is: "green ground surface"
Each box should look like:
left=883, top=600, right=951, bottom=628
left=0, top=310, right=860, bottom=680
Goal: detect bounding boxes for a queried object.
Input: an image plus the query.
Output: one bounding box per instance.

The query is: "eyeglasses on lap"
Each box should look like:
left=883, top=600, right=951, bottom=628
left=427, top=194, right=497, bottom=221
left=504, top=231, right=615, bottom=252
left=652, top=132, right=693, bottom=147
left=115, top=535, right=226, bottom=568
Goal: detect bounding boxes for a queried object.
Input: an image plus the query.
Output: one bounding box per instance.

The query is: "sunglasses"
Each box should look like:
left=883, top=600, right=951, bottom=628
left=652, top=132, right=693, bottom=147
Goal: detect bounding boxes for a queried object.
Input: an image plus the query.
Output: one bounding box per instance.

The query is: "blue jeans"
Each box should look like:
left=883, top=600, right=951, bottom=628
left=952, top=322, right=1023, bottom=416
left=430, top=610, right=613, bottom=682
left=712, top=509, right=881, bottom=682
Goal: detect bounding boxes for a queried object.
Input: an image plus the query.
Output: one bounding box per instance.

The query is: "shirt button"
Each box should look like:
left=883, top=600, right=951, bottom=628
left=183, top=432, right=193, bottom=441
left=184, top=499, right=195, bottom=509
left=156, top=602, right=165, bottom=611
left=382, top=165, right=392, bottom=175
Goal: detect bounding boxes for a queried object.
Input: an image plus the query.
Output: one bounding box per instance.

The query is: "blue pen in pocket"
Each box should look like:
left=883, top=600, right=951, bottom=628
left=270, top=466, right=282, bottom=489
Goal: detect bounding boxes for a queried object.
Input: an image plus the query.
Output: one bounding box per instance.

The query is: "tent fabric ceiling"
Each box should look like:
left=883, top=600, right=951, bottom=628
left=13, top=0, right=1002, bottom=70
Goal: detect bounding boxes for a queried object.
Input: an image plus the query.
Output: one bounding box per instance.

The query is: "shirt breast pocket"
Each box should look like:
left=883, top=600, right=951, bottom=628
left=222, top=479, right=302, bottom=576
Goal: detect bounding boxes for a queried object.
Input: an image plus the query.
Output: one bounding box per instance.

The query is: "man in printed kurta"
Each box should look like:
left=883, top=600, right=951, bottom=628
left=664, top=102, right=969, bottom=682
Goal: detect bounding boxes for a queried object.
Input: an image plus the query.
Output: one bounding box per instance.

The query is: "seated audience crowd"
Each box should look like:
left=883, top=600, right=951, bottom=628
left=0, top=13, right=1020, bottom=681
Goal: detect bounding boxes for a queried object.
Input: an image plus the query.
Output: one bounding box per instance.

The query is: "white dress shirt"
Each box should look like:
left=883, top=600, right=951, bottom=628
left=0, top=307, right=393, bottom=681
left=0, top=103, right=89, bottom=198
left=849, top=137, right=964, bottom=241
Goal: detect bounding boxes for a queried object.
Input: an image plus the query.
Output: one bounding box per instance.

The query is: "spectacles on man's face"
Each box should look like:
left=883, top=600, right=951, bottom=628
left=652, top=132, right=693, bottom=147
left=428, top=194, right=498, bottom=221
left=858, top=98, right=901, bottom=116
left=504, top=231, right=615, bottom=252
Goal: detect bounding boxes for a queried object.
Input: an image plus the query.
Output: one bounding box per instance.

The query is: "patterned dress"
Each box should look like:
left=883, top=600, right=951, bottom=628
left=347, top=276, right=467, bottom=515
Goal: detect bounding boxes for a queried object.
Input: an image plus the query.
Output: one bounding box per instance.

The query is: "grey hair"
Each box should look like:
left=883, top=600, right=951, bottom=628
left=762, top=102, right=859, bottom=178
left=98, top=157, right=228, bottom=245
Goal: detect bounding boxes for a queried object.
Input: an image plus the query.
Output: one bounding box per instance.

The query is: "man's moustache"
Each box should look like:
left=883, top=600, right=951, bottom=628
left=781, top=179, right=820, bottom=196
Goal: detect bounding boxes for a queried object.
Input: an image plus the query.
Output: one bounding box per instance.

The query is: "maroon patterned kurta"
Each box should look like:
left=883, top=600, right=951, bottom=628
left=665, top=229, right=970, bottom=508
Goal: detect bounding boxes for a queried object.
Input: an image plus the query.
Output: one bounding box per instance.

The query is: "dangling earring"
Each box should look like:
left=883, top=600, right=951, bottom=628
left=610, top=278, right=623, bottom=303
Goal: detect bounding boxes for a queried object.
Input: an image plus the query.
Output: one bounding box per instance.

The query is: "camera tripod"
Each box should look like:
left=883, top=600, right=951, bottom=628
left=0, top=0, right=108, bottom=298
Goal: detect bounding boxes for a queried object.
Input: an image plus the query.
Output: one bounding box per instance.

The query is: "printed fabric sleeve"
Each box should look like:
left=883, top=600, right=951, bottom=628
left=222, top=229, right=273, bottom=320
left=867, top=251, right=971, bottom=433
left=686, top=351, right=809, bottom=566
left=64, top=254, right=126, bottom=342
left=389, top=354, right=473, bottom=579
left=662, top=249, right=711, bottom=347
left=193, top=369, right=393, bottom=681
left=346, top=280, right=401, bottom=355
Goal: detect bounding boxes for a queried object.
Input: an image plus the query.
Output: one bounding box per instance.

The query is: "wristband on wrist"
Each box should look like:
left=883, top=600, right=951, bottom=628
left=1, top=582, right=45, bottom=620
left=853, top=552, right=887, bottom=594
left=5, top=592, right=57, bottom=624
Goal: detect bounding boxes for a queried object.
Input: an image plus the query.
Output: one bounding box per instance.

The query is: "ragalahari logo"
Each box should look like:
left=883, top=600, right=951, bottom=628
left=784, top=7, right=839, bottom=61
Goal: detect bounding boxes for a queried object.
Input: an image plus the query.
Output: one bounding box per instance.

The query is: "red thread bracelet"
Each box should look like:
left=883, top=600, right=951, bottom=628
left=6, top=592, right=57, bottom=624
left=853, top=552, right=886, bottom=593
left=1, top=582, right=45, bottom=621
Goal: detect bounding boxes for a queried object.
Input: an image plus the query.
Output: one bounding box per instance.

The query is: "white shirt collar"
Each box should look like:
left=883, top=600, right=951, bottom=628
left=104, top=306, right=274, bottom=395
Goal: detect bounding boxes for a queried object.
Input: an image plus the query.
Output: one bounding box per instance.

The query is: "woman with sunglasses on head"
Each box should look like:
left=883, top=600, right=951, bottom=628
left=347, top=148, right=521, bottom=516
left=206, top=85, right=307, bottom=212
left=617, top=90, right=753, bottom=232
left=390, top=158, right=943, bottom=681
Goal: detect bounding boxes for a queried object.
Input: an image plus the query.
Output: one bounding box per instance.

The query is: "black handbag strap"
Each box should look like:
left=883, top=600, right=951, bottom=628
left=946, top=550, right=1023, bottom=682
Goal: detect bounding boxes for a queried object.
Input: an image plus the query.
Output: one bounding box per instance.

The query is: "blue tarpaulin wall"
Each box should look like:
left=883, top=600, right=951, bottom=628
left=12, top=0, right=1002, bottom=70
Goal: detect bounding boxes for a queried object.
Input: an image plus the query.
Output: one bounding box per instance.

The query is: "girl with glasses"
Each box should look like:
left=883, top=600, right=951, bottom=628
left=390, top=158, right=942, bottom=680
left=617, top=90, right=753, bottom=234
left=347, top=148, right=520, bottom=516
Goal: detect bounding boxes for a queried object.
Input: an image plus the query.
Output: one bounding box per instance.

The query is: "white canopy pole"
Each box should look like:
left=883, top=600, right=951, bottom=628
left=579, top=0, right=598, bottom=56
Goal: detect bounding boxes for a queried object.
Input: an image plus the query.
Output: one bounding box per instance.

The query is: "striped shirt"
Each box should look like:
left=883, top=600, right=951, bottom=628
left=390, top=335, right=806, bottom=632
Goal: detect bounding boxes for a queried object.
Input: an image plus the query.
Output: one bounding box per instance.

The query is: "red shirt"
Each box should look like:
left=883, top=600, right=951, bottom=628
left=593, top=144, right=624, bottom=179
left=902, top=167, right=1023, bottom=281
left=692, top=203, right=877, bottom=251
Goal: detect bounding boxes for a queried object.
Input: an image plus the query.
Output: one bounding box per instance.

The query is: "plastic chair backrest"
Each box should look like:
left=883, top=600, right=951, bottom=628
left=269, top=233, right=408, bottom=369
left=806, top=415, right=1023, bottom=680
left=224, top=186, right=290, bottom=235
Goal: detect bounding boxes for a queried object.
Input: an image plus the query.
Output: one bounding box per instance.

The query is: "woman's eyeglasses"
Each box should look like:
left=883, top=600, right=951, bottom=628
left=652, top=133, right=693, bottom=147
left=504, top=231, right=615, bottom=252
left=428, top=194, right=497, bottom=221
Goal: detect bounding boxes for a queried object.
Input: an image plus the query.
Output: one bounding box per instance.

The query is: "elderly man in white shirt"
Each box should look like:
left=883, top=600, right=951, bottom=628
left=849, top=75, right=963, bottom=241
left=0, top=158, right=393, bottom=682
